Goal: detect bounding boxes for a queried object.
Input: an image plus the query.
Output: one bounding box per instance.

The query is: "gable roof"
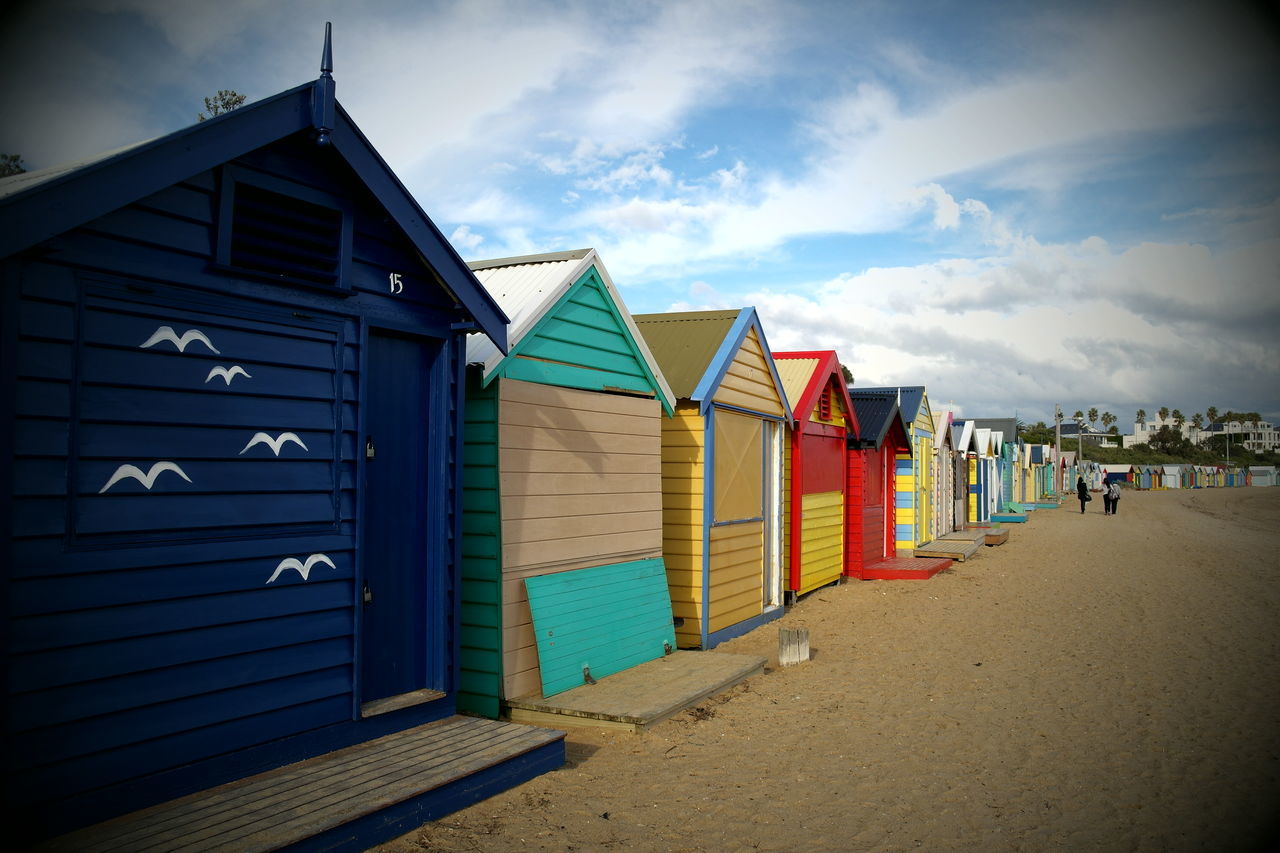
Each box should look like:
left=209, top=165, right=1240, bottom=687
left=463, top=248, right=675, bottom=413
left=631, top=310, right=738, bottom=397
left=633, top=308, right=791, bottom=420
left=772, top=350, right=858, bottom=434
left=0, top=71, right=508, bottom=352
left=848, top=388, right=909, bottom=451
left=952, top=419, right=975, bottom=453
left=932, top=410, right=954, bottom=449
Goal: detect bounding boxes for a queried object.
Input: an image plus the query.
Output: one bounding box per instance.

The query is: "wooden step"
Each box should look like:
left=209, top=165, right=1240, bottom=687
left=860, top=556, right=951, bottom=580
left=913, top=539, right=982, bottom=561
left=983, top=528, right=1009, bottom=546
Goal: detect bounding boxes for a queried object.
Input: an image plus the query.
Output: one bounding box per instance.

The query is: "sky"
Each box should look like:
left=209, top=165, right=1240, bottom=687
left=3, top=0, right=1278, bottom=428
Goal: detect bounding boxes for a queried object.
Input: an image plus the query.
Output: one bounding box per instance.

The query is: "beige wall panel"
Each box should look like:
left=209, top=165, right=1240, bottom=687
left=501, top=471, right=656, bottom=497
left=501, top=377, right=658, bottom=415
left=503, top=491, right=660, bottom=521
left=503, top=530, right=661, bottom=571
left=501, top=446, right=658, bottom=475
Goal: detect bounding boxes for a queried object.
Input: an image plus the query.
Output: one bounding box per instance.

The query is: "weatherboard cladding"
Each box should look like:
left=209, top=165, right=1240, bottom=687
left=1, top=78, right=519, bottom=837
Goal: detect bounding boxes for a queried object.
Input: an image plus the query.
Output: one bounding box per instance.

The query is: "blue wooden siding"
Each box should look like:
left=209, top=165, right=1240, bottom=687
left=497, top=268, right=669, bottom=410
left=458, top=371, right=502, bottom=717
left=524, top=557, right=676, bottom=697
left=3, top=136, right=474, bottom=836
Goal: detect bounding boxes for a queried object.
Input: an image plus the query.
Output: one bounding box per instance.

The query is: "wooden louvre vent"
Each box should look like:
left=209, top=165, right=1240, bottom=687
left=819, top=386, right=832, bottom=421
left=230, top=182, right=343, bottom=286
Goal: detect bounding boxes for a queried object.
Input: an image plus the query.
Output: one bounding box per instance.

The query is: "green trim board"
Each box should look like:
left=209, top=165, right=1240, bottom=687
left=524, top=558, right=677, bottom=697
left=457, top=371, right=502, bottom=717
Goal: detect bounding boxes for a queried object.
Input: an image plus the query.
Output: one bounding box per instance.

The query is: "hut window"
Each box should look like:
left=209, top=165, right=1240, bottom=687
left=216, top=169, right=352, bottom=291
left=713, top=409, right=763, bottom=521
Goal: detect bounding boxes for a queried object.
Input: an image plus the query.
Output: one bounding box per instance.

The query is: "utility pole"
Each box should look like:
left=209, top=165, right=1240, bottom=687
left=1054, top=404, right=1063, bottom=493
left=1076, top=414, right=1086, bottom=480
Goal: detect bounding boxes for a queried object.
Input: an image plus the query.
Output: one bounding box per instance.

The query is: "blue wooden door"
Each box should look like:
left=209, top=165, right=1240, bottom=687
left=361, top=331, right=434, bottom=702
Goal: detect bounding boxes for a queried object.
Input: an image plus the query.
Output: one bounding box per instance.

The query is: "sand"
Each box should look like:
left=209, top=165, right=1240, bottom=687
left=377, top=487, right=1280, bottom=852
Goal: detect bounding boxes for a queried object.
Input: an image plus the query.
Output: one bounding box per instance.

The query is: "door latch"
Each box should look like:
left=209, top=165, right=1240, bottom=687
left=365, top=436, right=376, bottom=460
left=363, top=581, right=373, bottom=605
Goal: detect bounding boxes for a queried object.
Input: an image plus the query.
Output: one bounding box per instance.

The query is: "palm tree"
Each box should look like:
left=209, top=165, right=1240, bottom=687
left=1087, top=406, right=1099, bottom=427
left=1158, top=406, right=1169, bottom=423
left=1101, top=412, right=1116, bottom=434
left=1206, top=406, right=1219, bottom=424
left=1173, top=409, right=1185, bottom=429
left=1135, top=408, right=1146, bottom=426
left=1192, top=413, right=1204, bottom=445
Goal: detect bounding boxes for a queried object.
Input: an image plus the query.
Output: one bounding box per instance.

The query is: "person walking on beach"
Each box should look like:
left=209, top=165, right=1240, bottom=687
left=1102, top=478, right=1114, bottom=515
left=1077, top=476, right=1090, bottom=513
left=1108, top=479, right=1121, bottom=515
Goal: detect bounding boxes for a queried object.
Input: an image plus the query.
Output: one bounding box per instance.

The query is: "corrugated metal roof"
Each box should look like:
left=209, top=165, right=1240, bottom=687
left=774, top=357, right=819, bottom=412
left=463, top=249, right=675, bottom=412
left=632, top=310, right=741, bottom=399
left=849, top=390, right=899, bottom=449
left=856, top=385, right=926, bottom=420
left=465, top=250, right=590, bottom=365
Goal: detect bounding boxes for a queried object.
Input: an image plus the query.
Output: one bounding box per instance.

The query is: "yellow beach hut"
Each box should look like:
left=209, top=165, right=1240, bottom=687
left=633, top=309, right=793, bottom=649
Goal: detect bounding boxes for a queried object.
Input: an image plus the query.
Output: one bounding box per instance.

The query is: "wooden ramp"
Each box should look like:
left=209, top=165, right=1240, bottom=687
left=861, top=556, right=952, bottom=580
left=506, top=650, right=765, bottom=733
left=991, top=512, right=1028, bottom=523
left=39, top=717, right=565, bottom=853
left=913, top=538, right=982, bottom=561
left=938, top=530, right=985, bottom=545
left=983, top=528, right=1009, bottom=546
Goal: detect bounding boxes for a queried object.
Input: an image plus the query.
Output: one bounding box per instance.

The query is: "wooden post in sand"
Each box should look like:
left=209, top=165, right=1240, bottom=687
left=779, top=627, right=810, bottom=666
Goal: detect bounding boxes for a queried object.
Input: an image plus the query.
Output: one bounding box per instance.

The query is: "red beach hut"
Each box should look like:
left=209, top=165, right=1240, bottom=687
left=774, top=351, right=859, bottom=600
left=846, top=390, right=949, bottom=579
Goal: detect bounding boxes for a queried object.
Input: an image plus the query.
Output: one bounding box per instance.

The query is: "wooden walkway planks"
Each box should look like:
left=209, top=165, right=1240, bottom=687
left=913, top=539, right=982, bottom=561
left=506, top=650, right=765, bottom=733
left=860, top=556, right=952, bottom=580
left=40, top=717, right=565, bottom=853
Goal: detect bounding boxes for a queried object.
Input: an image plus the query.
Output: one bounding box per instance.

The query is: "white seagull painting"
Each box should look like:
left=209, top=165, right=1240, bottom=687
left=239, top=432, right=309, bottom=456
left=140, top=325, right=221, bottom=354
left=205, top=365, right=252, bottom=385
left=266, top=554, right=336, bottom=584
left=98, top=461, right=193, bottom=494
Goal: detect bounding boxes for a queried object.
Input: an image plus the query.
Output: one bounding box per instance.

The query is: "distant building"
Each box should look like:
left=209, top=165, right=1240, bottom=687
left=1200, top=421, right=1279, bottom=452
left=1060, top=421, right=1114, bottom=446
left=1129, top=416, right=1278, bottom=452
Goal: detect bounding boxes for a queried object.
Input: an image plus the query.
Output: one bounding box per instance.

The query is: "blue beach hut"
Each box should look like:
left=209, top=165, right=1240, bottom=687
left=0, top=35, right=563, bottom=848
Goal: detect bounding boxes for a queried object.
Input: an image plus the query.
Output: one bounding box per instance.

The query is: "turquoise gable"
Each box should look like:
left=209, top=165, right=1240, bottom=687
left=490, top=267, right=673, bottom=414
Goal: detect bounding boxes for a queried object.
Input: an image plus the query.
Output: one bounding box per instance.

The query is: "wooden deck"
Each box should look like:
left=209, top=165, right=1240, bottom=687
left=506, top=650, right=765, bottom=733
left=39, top=716, right=565, bottom=853
left=990, top=512, right=1028, bottom=523
left=913, top=538, right=982, bottom=561
left=860, top=556, right=952, bottom=580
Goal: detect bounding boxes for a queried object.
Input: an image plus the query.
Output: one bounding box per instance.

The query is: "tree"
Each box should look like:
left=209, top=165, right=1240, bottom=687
left=1172, top=409, right=1185, bottom=429
left=198, top=89, right=247, bottom=122
left=1087, top=407, right=1099, bottom=427
left=1135, top=408, right=1146, bottom=426
left=1147, top=425, right=1194, bottom=456
left=1206, top=406, right=1219, bottom=424
left=1073, top=410, right=1084, bottom=421
left=1101, top=411, right=1115, bottom=432
left=839, top=363, right=853, bottom=385
left=1158, top=406, right=1169, bottom=423
left=0, top=153, right=26, bottom=178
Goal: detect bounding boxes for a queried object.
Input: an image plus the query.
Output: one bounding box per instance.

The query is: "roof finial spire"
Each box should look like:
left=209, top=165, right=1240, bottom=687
left=312, top=22, right=335, bottom=145
left=320, top=21, right=333, bottom=78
